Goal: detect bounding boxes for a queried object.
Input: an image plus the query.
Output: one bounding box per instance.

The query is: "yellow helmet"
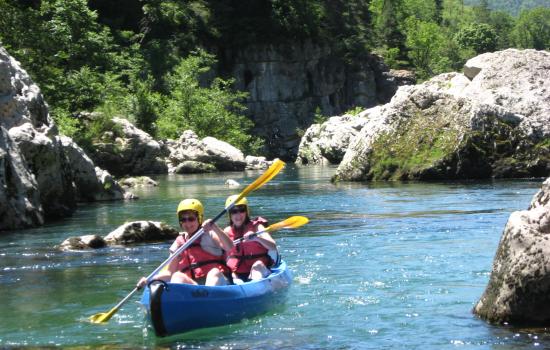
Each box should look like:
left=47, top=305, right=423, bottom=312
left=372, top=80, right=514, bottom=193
left=225, top=195, right=249, bottom=216
left=176, top=199, right=204, bottom=224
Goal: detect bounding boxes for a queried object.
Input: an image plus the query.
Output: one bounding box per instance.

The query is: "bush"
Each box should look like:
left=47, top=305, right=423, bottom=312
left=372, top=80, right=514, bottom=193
left=156, top=49, right=261, bottom=154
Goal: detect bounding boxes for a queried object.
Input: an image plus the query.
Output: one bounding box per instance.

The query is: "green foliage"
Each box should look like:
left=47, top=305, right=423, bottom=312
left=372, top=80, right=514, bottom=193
left=2, top=0, right=550, bottom=164
left=125, top=76, right=164, bottom=135
left=511, top=7, right=550, bottom=49
left=455, top=23, right=498, bottom=53
left=313, top=107, right=328, bottom=124
left=375, top=46, right=407, bottom=69
left=157, top=50, right=260, bottom=154
left=464, top=0, right=550, bottom=16
left=344, top=106, right=365, bottom=116
left=404, top=18, right=447, bottom=79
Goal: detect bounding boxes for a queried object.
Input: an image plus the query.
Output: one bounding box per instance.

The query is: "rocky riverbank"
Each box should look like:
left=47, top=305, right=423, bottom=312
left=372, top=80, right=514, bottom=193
left=0, top=47, right=132, bottom=231
left=0, top=46, right=270, bottom=231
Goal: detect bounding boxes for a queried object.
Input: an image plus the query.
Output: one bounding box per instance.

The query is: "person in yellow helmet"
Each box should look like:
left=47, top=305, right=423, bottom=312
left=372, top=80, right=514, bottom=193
left=137, top=198, right=233, bottom=287
left=222, top=195, right=278, bottom=284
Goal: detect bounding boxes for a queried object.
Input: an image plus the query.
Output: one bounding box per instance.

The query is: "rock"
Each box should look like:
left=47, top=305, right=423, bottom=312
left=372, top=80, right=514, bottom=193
left=225, top=179, right=240, bottom=187
left=173, top=160, right=217, bottom=174
left=59, top=235, right=106, bottom=251
left=223, top=41, right=401, bottom=159
left=166, top=130, right=246, bottom=172
left=60, top=136, right=131, bottom=201
left=388, top=69, right=416, bottom=86
left=119, top=176, right=158, bottom=188
left=474, top=177, right=550, bottom=325
left=202, top=137, right=246, bottom=171
left=0, top=45, right=131, bottom=230
left=90, top=116, right=168, bottom=176
left=104, top=221, right=179, bottom=245
left=462, top=49, right=550, bottom=140
left=296, top=114, right=368, bottom=165
left=333, top=49, right=550, bottom=182
left=0, top=126, right=44, bottom=229
left=245, top=155, right=271, bottom=170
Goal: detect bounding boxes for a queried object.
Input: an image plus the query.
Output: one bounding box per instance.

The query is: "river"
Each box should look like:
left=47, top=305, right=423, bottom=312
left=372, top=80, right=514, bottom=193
left=0, top=165, right=548, bottom=349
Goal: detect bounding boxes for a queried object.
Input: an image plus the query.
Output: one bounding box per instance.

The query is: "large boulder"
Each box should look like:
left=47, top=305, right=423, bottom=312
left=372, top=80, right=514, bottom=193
left=333, top=49, right=550, bottom=182
left=165, top=130, right=246, bottom=173
left=90, top=116, right=168, bottom=176
left=0, top=45, right=129, bottom=230
left=296, top=114, right=368, bottom=165
left=104, top=221, right=179, bottom=245
left=474, top=177, right=550, bottom=325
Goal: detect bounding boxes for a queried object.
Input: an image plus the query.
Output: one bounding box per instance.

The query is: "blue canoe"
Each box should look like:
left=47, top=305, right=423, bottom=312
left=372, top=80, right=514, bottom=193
left=139, top=261, right=292, bottom=337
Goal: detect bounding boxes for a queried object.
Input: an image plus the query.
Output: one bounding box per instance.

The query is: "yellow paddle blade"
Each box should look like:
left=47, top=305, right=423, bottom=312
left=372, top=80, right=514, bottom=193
left=265, top=216, right=309, bottom=232
left=89, top=307, right=117, bottom=324
left=232, top=159, right=285, bottom=205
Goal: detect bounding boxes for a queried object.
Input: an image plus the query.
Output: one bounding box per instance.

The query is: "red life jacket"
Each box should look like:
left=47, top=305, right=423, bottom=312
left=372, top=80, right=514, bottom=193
left=225, top=217, right=273, bottom=274
left=174, top=234, right=229, bottom=279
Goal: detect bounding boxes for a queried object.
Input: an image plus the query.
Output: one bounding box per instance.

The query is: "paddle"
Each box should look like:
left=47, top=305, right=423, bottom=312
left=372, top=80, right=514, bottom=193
left=232, top=216, right=309, bottom=244
left=88, top=159, right=285, bottom=324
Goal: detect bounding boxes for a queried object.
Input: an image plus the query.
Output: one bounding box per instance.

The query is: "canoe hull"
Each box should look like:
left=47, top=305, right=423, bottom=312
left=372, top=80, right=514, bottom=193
left=140, top=261, right=292, bottom=336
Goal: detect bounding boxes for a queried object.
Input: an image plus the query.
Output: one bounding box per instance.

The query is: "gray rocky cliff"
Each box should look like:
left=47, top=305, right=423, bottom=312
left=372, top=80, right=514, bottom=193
left=331, top=49, right=550, bottom=182
left=220, top=41, right=408, bottom=159
left=0, top=46, right=129, bottom=231
left=474, top=177, right=550, bottom=325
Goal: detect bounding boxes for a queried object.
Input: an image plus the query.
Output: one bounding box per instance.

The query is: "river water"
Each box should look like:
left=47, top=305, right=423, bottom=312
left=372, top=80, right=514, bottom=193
left=1, top=165, right=549, bottom=349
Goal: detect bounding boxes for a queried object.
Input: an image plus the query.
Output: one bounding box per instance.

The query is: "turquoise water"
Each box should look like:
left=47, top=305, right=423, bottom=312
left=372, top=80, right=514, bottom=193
left=1, top=165, right=549, bottom=349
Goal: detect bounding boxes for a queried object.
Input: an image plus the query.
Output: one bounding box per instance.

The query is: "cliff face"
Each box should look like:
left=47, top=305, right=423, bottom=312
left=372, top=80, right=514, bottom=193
left=219, top=41, right=404, bottom=159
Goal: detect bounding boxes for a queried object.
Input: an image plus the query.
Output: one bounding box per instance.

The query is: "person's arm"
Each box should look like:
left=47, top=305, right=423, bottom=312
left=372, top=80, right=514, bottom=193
left=245, top=224, right=277, bottom=250
left=137, top=235, right=185, bottom=288
left=203, top=219, right=234, bottom=252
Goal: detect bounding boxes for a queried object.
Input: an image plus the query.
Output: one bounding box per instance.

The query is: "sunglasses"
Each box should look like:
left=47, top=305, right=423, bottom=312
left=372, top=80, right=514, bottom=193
left=229, top=206, right=247, bottom=215
left=179, top=216, right=197, bottom=223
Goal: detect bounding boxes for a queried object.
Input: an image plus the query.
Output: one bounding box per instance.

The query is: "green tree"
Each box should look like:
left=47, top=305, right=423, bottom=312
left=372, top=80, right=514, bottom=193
left=157, top=50, right=261, bottom=153
left=511, top=7, right=550, bottom=50
left=404, top=18, right=447, bottom=78
left=488, top=10, right=515, bottom=49
left=473, top=0, right=491, bottom=24
left=455, top=22, right=498, bottom=53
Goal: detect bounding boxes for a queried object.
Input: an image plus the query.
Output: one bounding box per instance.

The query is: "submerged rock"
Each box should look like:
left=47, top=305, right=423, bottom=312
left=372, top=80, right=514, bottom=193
left=474, top=177, right=550, bottom=325
left=225, top=179, right=240, bottom=187
left=119, top=176, right=158, bottom=188
left=245, top=155, right=270, bottom=170
left=332, top=49, right=550, bottom=182
left=104, top=221, right=179, bottom=245
left=59, top=235, right=106, bottom=251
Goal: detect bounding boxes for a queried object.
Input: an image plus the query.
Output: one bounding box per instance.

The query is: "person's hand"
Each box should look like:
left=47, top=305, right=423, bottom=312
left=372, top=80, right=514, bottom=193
left=202, top=219, right=213, bottom=231
left=137, top=277, right=147, bottom=289
left=243, top=232, right=258, bottom=241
